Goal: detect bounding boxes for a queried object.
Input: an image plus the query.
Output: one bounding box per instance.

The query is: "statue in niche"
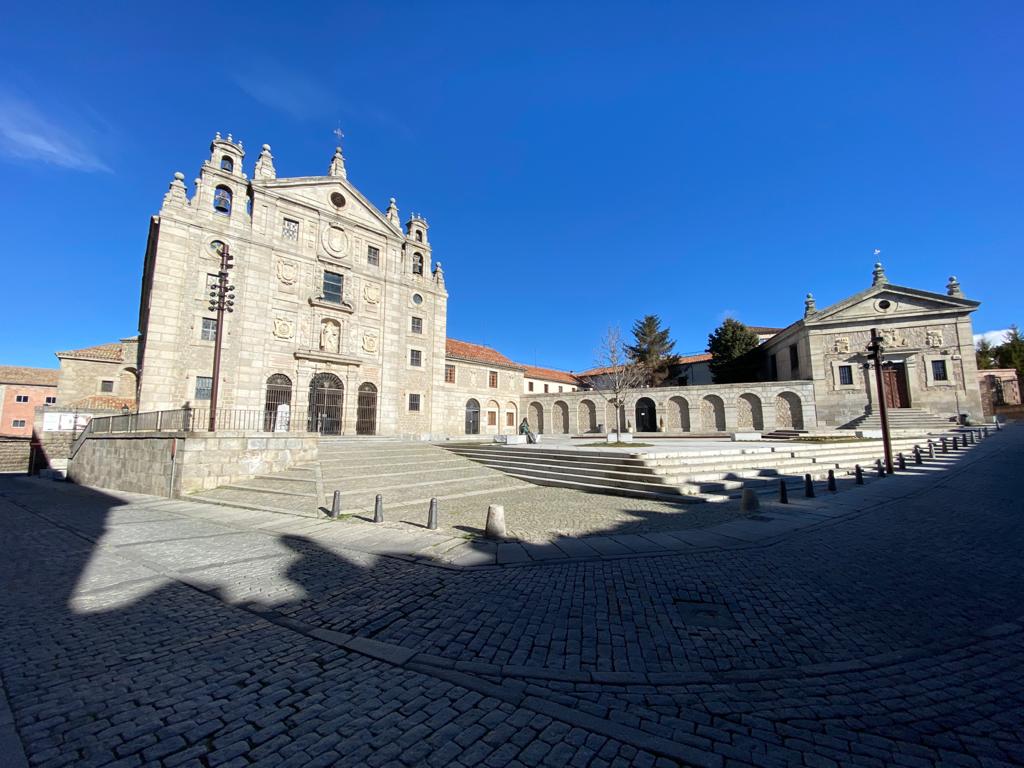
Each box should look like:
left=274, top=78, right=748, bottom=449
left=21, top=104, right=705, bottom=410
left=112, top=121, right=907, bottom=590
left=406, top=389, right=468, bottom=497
left=320, top=319, right=341, bottom=353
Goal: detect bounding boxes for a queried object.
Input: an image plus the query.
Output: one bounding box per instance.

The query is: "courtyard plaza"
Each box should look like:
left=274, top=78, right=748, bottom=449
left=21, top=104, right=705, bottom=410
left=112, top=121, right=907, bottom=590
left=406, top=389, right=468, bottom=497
left=0, top=425, right=1022, bottom=766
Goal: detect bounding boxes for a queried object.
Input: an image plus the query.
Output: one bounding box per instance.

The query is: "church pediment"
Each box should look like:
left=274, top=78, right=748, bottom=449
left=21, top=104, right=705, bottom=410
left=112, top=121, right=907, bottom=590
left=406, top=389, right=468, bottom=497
left=255, top=175, right=403, bottom=237
left=807, top=284, right=978, bottom=326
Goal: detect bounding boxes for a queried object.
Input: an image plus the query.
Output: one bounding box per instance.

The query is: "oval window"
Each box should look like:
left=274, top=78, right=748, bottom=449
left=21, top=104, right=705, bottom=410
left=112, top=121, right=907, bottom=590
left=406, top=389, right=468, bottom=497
left=330, top=191, right=346, bottom=208
left=878, top=300, right=891, bottom=310
left=412, top=293, right=423, bottom=305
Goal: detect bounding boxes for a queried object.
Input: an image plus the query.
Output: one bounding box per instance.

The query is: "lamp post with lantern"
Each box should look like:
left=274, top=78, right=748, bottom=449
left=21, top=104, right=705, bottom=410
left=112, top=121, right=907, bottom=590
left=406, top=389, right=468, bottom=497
left=207, top=243, right=235, bottom=431
left=866, top=328, right=895, bottom=474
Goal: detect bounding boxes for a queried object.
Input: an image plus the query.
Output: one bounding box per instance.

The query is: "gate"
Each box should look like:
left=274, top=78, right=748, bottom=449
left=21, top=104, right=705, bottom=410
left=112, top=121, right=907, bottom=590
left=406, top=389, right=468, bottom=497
left=308, top=373, right=344, bottom=434
left=263, top=374, right=293, bottom=431
left=356, top=383, right=378, bottom=435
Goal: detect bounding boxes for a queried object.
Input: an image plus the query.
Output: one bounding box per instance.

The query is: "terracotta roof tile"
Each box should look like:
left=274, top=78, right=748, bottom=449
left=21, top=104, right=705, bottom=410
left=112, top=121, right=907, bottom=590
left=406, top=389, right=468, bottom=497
left=521, top=365, right=579, bottom=385
left=578, top=353, right=710, bottom=378
left=0, top=366, right=59, bottom=387
left=56, top=342, right=125, bottom=362
left=445, top=339, right=525, bottom=370
left=65, top=395, right=137, bottom=411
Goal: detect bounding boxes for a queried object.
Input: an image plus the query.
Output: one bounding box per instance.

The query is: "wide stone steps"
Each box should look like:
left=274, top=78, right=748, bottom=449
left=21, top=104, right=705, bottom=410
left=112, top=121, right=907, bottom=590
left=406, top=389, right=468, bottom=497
left=842, top=408, right=956, bottom=432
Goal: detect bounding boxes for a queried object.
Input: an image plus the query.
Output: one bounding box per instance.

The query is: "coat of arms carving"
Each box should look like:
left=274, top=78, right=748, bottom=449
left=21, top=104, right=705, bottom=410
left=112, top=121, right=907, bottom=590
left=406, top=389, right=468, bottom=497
left=361, top=332, right=379, bottom=353
left=363, top=284, right=381, bottom=305
left=276, top=259, right=298, bottom=285
left=272, top=317, right=295, bottom=339
left=926, top=329, right=944, bottom=348
left=833, top=336, right=850, bottom=354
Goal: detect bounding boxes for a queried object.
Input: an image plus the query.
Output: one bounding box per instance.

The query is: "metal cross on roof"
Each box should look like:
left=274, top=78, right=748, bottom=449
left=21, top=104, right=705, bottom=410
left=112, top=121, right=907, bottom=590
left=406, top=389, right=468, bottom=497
left=333, top=125, right=345, bottom=142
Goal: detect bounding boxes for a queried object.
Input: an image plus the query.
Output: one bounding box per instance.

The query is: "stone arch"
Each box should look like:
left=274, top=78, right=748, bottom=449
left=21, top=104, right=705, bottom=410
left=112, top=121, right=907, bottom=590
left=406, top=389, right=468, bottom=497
left=553, top=400, right=570, bottom=434
left=505, top=401, right=518, bottom=431
left=577, top=399, right=598, bottom=433
left=264, top=373, right=292, bottom=431
left=700, top=394, right=726, bottom=432
left=528, top=401, right=545, bottom=434
left=356, top=382, right=378, bottom=435
left=667, top=396, right=690, bottom=432
left=737, top=393, right=764, bottom=431
left=775, top=391, right=804, bottom=430
left=634, top=397, right=658, bottom=432
left=486, top=399, right=501, bottom=433
left=308, top=373, right=343, bottom=434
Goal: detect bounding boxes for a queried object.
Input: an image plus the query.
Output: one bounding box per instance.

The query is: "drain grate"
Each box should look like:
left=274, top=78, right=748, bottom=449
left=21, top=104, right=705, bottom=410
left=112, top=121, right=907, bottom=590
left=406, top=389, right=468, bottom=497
left=672, top=600, right=739, bottom=629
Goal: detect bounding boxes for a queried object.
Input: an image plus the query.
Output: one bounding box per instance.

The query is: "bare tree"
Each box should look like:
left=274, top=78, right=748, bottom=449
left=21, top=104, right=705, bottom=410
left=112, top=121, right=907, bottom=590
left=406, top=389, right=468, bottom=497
left=578, top=326, right=648, bottom=440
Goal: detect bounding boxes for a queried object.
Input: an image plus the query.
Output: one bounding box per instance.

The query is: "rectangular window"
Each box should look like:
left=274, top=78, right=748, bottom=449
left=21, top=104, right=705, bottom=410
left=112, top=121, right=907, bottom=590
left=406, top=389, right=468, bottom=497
left=195, top=376, right=213, bottom=401
left=558, top=386, right=563, bottom=393
left=367, top=245, right=380, bottom=267
left=488, top=371, right=498, bottom=388
left=15, top=395, right=28, bottom=403
left=100, top=380, right=114, bottom=393
left=411, top=316, right=423, bottom=334
left=528, top=381, right=534, bottom=392
left=201, top=317, right=218, bottom=341
left=487, top=411, right=497, bottom=426
left=931, top=359, right=949, bottom=382
left=789, top=344, right=799, bottom=374
left=45, top=396, right=56, bottom=405
left=410, top=349, right=422, bottom=367
left=12, top=419, right=26, bottom=428
left=838, top=365, right=854, bottom=386
left=282, top=218, right=299, bottom=240
left=323, top=271, right=343, bottom=304
left=544, top=383, right=549, bottom=393
left=444, top=364, right=456, bottom=383
left=507, top=412, right=515, bottom=427
left=408, top=393, right=421, bottom=412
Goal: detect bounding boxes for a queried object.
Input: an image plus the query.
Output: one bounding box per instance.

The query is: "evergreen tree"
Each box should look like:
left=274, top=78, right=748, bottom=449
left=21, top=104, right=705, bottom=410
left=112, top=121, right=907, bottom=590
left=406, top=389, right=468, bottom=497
left=975, top=338, right=995, bottom=370
left=626, top=314, right=678, bottom=386
left=707, top=318, right=761, bottom=383
left=994, top=325, right=1024, bottom=378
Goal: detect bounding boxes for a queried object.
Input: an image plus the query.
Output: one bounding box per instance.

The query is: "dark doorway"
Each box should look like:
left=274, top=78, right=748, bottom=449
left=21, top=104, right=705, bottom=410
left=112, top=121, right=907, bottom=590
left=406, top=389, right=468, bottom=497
left=465, top=399, right=481, bottom=435
left=308, top=373, right=344, bottom=434
left=882, top=363, right=910, bottom=409
left=356, top=383, right=378, bottom=435
left=635, top=397, right=658, bottom=432
left=263, top=374, right=292, bottom=432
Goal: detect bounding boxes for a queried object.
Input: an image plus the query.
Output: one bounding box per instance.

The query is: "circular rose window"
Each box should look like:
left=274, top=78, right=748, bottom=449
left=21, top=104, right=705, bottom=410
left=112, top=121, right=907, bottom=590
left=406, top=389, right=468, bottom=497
left=330, top=192, right=346, bottom=208
left=412, top=293, right=423, bottom=305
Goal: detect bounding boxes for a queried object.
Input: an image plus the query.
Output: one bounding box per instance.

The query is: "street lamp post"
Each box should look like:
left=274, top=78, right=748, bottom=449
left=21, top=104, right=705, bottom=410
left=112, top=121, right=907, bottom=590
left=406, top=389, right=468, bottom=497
left=207, top=244, right=236, bottom=431
left=866, top=328, right=894, bottom=474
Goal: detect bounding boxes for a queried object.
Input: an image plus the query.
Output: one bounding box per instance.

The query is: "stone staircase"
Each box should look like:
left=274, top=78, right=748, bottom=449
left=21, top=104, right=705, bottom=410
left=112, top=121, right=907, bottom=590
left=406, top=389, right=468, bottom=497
left=192, top=437, right=529, bottom=516
left=445, top=435, right=961, bottom=503
left=841, top=407, right=956, bottom=433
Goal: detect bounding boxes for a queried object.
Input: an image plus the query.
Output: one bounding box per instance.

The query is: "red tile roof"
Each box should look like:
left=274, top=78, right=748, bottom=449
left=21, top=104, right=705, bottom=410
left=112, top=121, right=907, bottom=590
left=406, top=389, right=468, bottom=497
left=747, top=326, right=784, bottom=335
left=56, top=342, right=125, bottom=362
left=445, top=339, right=525, bottom=370
left=577, top=353, right=710, bottom=378
left=0, top=366, right=59, bottom=387
left=64, top=395, right=137, bottom=411
left=522, top=365, right=579, bottom=385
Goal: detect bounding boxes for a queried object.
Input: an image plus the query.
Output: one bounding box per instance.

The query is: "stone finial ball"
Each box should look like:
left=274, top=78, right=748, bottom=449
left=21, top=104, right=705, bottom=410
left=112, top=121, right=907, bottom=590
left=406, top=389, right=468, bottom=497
left=173, top=171, right=185, bottom=181
left=390, top=197, right=396, bottom=203
left=263, top=144, right=271, bottom=151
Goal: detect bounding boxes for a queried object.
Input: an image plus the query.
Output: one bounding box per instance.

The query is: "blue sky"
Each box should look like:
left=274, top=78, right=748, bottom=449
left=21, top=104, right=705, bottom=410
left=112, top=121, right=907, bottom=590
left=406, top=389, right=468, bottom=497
left=1, top=1, right=1021, bottom=371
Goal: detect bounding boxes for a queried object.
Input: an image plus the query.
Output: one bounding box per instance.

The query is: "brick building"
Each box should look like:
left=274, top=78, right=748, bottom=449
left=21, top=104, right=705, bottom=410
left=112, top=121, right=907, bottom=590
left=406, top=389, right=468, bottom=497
left=0, top=367, right=58, bottom=436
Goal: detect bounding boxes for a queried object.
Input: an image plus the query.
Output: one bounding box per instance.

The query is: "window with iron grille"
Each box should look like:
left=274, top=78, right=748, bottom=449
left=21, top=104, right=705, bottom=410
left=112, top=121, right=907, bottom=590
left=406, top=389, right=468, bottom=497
left=931, top=359, right=949, bottom=382
left=15, top=395, right=28, bottom=403
left=444, top=364, right=456, bottom=383
left=201, top=317, right=217, bottom=341
left=838, top=365, right=854, bottom=386
left=408, top=393, right=421, bottom=411
left=411, top=316, right=423, bottom=334
left=488, top=371, right=498, bottom=388
left=367, top=245, right=380, bottom=266
left=195, top=376, right=213, bottom=400
left=100, top=380, right=114, bottom=393
left=323, top=271, right=343, bottom=304
left=410, top=349, right=422, bottom=367
left=282, top=218, right=299, bottom=240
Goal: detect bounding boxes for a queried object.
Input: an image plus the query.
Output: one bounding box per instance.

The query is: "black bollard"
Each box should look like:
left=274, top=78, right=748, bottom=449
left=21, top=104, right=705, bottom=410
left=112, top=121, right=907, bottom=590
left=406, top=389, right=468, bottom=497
left=898, top=452, right=906, bottom=471
left=374, top=494, right=384, bottom=523
left=952, top=436, right=959, bottom=451
left=876, top=458, right=885, bottom=478
left=855, top=464, right=864, bottom=485
left=983, top=426, right=989, bottom=438
left=779, top=479, right=789, bottom=504
left=941, top=437, right=948, bottom=454
left=914, top=446, right=922, bottom=465
left=330, top=490, right=341, bottom=519
left=427, top=497, right=439, bottom=530
left=827, top=469, right=837, bottom=492
left=804, top=473, right=815, bottom=498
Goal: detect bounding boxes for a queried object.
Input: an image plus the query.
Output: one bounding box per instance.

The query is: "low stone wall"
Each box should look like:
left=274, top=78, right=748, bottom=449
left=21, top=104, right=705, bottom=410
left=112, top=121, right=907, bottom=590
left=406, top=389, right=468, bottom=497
left=68, top=431, right=318, bottom=497
left=0, top=437, right=31, bottom=474
left=520, top=381, right=818, bottom=435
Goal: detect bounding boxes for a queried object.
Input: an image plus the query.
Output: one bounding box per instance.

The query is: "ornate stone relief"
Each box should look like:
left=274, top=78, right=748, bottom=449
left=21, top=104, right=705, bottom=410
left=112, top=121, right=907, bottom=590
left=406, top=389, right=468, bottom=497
left=926, top=329, right=944, bottom=348
left=362, top=283, right=381, bottom=305
left=833, top=336, right=850, bottom=354
left=320, top=224, right=349, bottom=258
left=272, top=316, right=295, bottom=340
left=361, top=332, right=379, bottom=354
left=276, top=259, right=298, bottom=285
left=881, top=328, right=908, bottom=348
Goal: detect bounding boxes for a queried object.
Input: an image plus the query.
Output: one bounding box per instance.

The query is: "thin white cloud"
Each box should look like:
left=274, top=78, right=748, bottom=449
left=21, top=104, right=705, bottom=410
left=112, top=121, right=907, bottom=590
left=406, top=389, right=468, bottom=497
left=974, top=329, right=1011, bottom=347
left=0, top=92, right=111, bottom=173
left=234, top=59, right=333, bottom=120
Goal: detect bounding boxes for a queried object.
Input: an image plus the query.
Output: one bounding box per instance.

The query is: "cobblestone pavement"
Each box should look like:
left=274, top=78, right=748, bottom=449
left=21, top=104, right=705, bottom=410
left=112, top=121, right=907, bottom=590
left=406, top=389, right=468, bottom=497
left=0, top=427, right=1021, bottom=766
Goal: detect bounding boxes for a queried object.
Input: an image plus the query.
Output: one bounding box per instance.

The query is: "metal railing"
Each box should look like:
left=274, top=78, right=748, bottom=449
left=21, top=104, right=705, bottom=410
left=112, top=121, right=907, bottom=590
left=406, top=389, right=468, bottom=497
left=77, top=407, right=333, bottom=438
